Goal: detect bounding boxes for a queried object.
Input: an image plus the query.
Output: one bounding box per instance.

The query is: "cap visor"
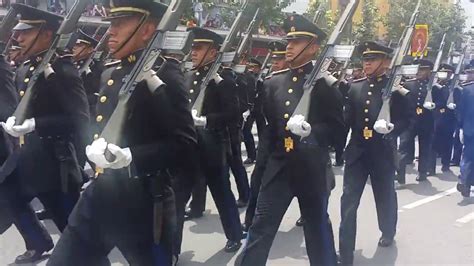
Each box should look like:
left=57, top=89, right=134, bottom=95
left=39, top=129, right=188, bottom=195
left=13, top=23, right=35, bottom=31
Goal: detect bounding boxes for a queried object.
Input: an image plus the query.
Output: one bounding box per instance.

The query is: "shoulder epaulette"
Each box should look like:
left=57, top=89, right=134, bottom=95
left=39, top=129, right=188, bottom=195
left=404, top=78, right=417, bottom=82
left=352, top=77, right=367, bottom=83
left=264, top=74, right=273, bottom=80
left=104, top=60, right=121, bottom=67
left=271, top=68, right=290, bottom=75
left=23, top=59, right=31, bottom=65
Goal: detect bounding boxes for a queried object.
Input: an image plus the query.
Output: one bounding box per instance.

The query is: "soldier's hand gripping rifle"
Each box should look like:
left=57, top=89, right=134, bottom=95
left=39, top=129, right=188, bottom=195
left=79, top=30, right=110, bottom=76
left=292, top=0, right=360, bottom=119
left=100, top=0, right=192, bottom=162
left=12, top=0, right=89, bottom=126
left=0, top=7, right=19, bottom=54
left=446, top=36, right=471, bottom=109
left=422, top=32, right=447, bottom=108
left=376, top=0, right=422, bottom=124
left=192, top=0, right=253, bottom=116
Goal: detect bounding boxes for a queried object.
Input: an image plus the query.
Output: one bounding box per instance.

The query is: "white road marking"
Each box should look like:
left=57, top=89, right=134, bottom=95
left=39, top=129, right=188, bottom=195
left=402, top=187, right=457, bottom=210
left=455, top=212, right=474, bottom=227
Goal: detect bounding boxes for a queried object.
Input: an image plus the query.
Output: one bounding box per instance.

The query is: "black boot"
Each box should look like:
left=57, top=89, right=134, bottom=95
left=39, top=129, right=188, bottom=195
left=416, top=173, right=428, bottom=182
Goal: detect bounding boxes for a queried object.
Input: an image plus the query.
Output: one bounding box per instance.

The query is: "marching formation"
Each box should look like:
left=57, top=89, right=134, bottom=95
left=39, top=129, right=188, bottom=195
left=0, top=0, right=473, bottom=265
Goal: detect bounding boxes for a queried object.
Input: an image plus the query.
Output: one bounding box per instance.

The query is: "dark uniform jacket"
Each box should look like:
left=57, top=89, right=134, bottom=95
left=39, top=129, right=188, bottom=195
left=92, top=52, right=197, bottom=176
left=432, top=81, right=461, bottom=132
left=403, top=78, right=435, bottom=130
left=75, top=58, right=104, bottom=119
left=260, top=61, right=344, bottom=193
left=459, top=81, right=474, bottom=138
left=14, top=51, right=89, bottom=196
left=184, top=63, right=240, bottom=131
left=344, top=75, right=411, bottom=170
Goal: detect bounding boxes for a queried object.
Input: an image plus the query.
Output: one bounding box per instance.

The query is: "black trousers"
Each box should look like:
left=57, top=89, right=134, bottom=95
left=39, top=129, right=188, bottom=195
left=227, top=126, right=250, bottom=202
left=47, top=171, right=176, bottom=266
left=242, top=115, right=257, bottom=161
left=339, top=155, right=398, bottom=259
left=452, top=127, right=463, bottom=164
left=398, top=123, right=433, bottom=182
left=431, top=120, right=456, bottom=169
left=236, top=163, right=336, bottom=266
left=243, top=161, right=264, bottom=228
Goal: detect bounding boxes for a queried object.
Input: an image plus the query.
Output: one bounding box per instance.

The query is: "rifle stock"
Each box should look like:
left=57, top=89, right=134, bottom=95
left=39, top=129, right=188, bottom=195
left=423, top=32, right=446, bottom=105
left=447, top=37, right=471, bottom=108
left=12, top=0, right=89, bottom=125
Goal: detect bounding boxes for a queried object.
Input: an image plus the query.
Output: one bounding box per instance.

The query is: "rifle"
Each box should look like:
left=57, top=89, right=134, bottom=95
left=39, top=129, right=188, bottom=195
left=233, top=6, right=260, bottom=66
left=446, top=36, right=471, bottom=108
left=376, top=0, right=422, bottom=123
left=312, top=2, right=325, bottom=25
left=12, top=0, right=90, bottom=126
left=292, top=0, right=360, bottom=119
left=446, top=41, right=454, bottom=65
left=79, top=30, right=109, bottom=76
left=100, top=0, right=192, bottom=161
left=0, top=8, right=18, bottom=54
left=423, top=32, right=446, bottom=105
left=256, top=50, right=271, bottom=81
left=192, top=0, right=253, bottom=116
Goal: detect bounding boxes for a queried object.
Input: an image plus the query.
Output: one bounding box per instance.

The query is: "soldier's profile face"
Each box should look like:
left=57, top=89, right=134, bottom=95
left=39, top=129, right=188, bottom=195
left=416, top=68, right=431, bottom=80
left=362, top=56, right=385, bottom=76
left=286, top=38, right=319, bottom=66
left=72, top=43, right=93, bottom=61
left=271, top=58, right=288, bottom=72
left=191, top=42, right=216, bottom=67
left=15, top=28, right=40, bottom=54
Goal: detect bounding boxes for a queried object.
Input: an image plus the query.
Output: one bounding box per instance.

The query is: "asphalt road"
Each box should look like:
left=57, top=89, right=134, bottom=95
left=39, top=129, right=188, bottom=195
left=1, top=146, right=473, bottom=266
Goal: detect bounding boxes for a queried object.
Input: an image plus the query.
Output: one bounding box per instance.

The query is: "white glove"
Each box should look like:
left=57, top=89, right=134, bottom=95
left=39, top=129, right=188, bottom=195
left=143, top=70, right=165, bottom=93
left=106, top=143, right=132, bottom=169
left=1, top=116, right=35, bottom=137
left=192, top=109, right=207, bottom=127
left=373, top=119, right=394, bottom=134
left=84, top=66, right=92, bottom=75
left=423, top=102, right=436, bottom=110
left=212, top=73, right=223, bottom=85
left=1, top=116, right=17, bottom=137
left=287, top=114, right=311, bottom=138
left=86, top=138, right=111, bottom=169
left=243, top=110, right=251, bottom=122
left=447, top=103, right=457, bottom=110
left=460, top=129, right=464, bottom=144
left=44, top=63, right=55, bottom=79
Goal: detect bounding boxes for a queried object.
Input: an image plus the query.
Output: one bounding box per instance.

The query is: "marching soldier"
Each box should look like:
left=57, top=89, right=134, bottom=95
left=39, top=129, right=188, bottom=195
left=242, top=58, right=261, bottom=165
left=47, top=1, right=197, bottom=265
left=7, top=40, right=23, bottom=67
left=181, top=27, right=243, bottom=252
left=457, top=61, right=474, bottom=197
left=397, top=59, right=436, bottom=184
left=72, top=29, right=104, bottom=120
left=243, top=39, right=290, bottom=232
left=236, top=14, right=343, bottom=265
left=339, top=41, right=411, bottom=265
left=430, top=63, right=459, bottom=173
left=0, top=4, right=89, bottom=264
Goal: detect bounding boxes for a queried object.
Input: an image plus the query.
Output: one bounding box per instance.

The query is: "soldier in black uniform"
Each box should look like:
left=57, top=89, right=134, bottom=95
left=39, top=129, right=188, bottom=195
left=339, top=41, right=411, bottom=265
left=457, top=62, right=474, bottom=197
left=242, top=39, right=290, bottom=233
left=397, top=59, right=436, bottom=184
left=236, top=15, right=343, bottom=266
left=47, top=1, right=197, bottom=265
left=0, top=4, right=89, bottom=264
left=430, top=63, right=460, bottom=173
left=180, top=27, right=243, bottom=252
left=72, top=29, right=103, bottom=120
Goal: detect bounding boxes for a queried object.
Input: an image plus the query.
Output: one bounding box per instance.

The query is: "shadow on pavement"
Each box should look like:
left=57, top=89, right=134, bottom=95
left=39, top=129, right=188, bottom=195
left=355, top=242, right=398, bottom=266
left=268, top=226, right=306, bottom=261
left=178, top=249, right=236, bottom=266
left=188, top=213, right=225, bottom=235
left=404, top=180, right=443, bottom=196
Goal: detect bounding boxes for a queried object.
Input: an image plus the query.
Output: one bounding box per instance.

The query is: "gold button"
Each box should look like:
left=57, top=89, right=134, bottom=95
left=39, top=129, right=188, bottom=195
left=196, top=72, right=200, bottom=76
left=190, top=89, right=194, bottom=94
left=292, top=77, right=298, bottom=82
left=96, top=115, right=103, bottom=122
left=365, top=118, right=369, bottom=122
left=285, top=126, right=289, bottom=131
left=24, top=78, right=30, bottom=83
left=19, top=90, right=25, bottom=97
left=368, top=91, right=372, bottom=96
left=366, top=100, right=370, bottom=105
left=29, top=66, right=35, bottom=71
left=370, top=84, right=374, bottom=87
left=284, top=113, right=289, bottom=119
left=107, top=79, right=114, bottom=86
left=193, top=81, right=198, bottom=85
left=286, top=147, right=291, bottom=152
left=93, top=134, right=99, bottom=140
left=364, top=126, right=369, bottom=130
left=100, top=96, right=107, bottom=103
left=288, top=88, right=293, bottom=93
left=285, top=101, right=290, bottom=106
left=364, top=109, right=369, bottom=113
left=188, top=99, right=192, bottom=103
left=116, top=65, right=122, bottom=70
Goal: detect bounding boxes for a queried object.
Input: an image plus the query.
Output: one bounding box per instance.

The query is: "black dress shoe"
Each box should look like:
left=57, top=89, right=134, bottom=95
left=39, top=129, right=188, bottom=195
left=337, top=252, right=354, bottom=266
left=242, top=223, right=250, bottom=232
left=224, top=240, right=242, bottom=253
left=457, top=183, right=471, bottom=197
left=35, top=209, right=52, bottom=220
left=295, top=217, right=305, bottom=227
left=378, top=236, right=394, bottom=247
left=236, top=199, right=248, bottom=208
left=333, top=161, right=344, bottom=167
left=441, top=166, right=450, bottom=172
left=184, top=210, right=203, bottom=221
left=15, top=244, right=53, bottom=264
left=243, top=158, right=255, bottom=165
left=416, top=174, right=427, bottom=182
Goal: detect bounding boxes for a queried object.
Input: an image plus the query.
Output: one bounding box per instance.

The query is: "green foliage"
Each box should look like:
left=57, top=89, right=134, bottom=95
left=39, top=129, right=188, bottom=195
left=352, top=0, right=382, bottom=43
left=384, top=0, right=466, bottom=56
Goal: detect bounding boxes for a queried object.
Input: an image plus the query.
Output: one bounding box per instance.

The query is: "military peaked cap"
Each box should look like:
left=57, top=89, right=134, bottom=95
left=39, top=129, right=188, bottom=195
left=12, top=3, right=63, bottom=31
left=187, top=27, right=223, bottom=47
left=103, top=0, right=168, bottom=20
left=268, top=40, right=287, bottom=58
left=283, top=14, right=327, bottom=42
left=357, top=41, right=393, bottom=59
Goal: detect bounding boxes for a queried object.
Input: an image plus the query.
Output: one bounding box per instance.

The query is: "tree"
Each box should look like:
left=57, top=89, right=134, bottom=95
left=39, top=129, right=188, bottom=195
left=384, top=0, right=466, bottom=56
left=352, top=0, right=381, bottom=43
